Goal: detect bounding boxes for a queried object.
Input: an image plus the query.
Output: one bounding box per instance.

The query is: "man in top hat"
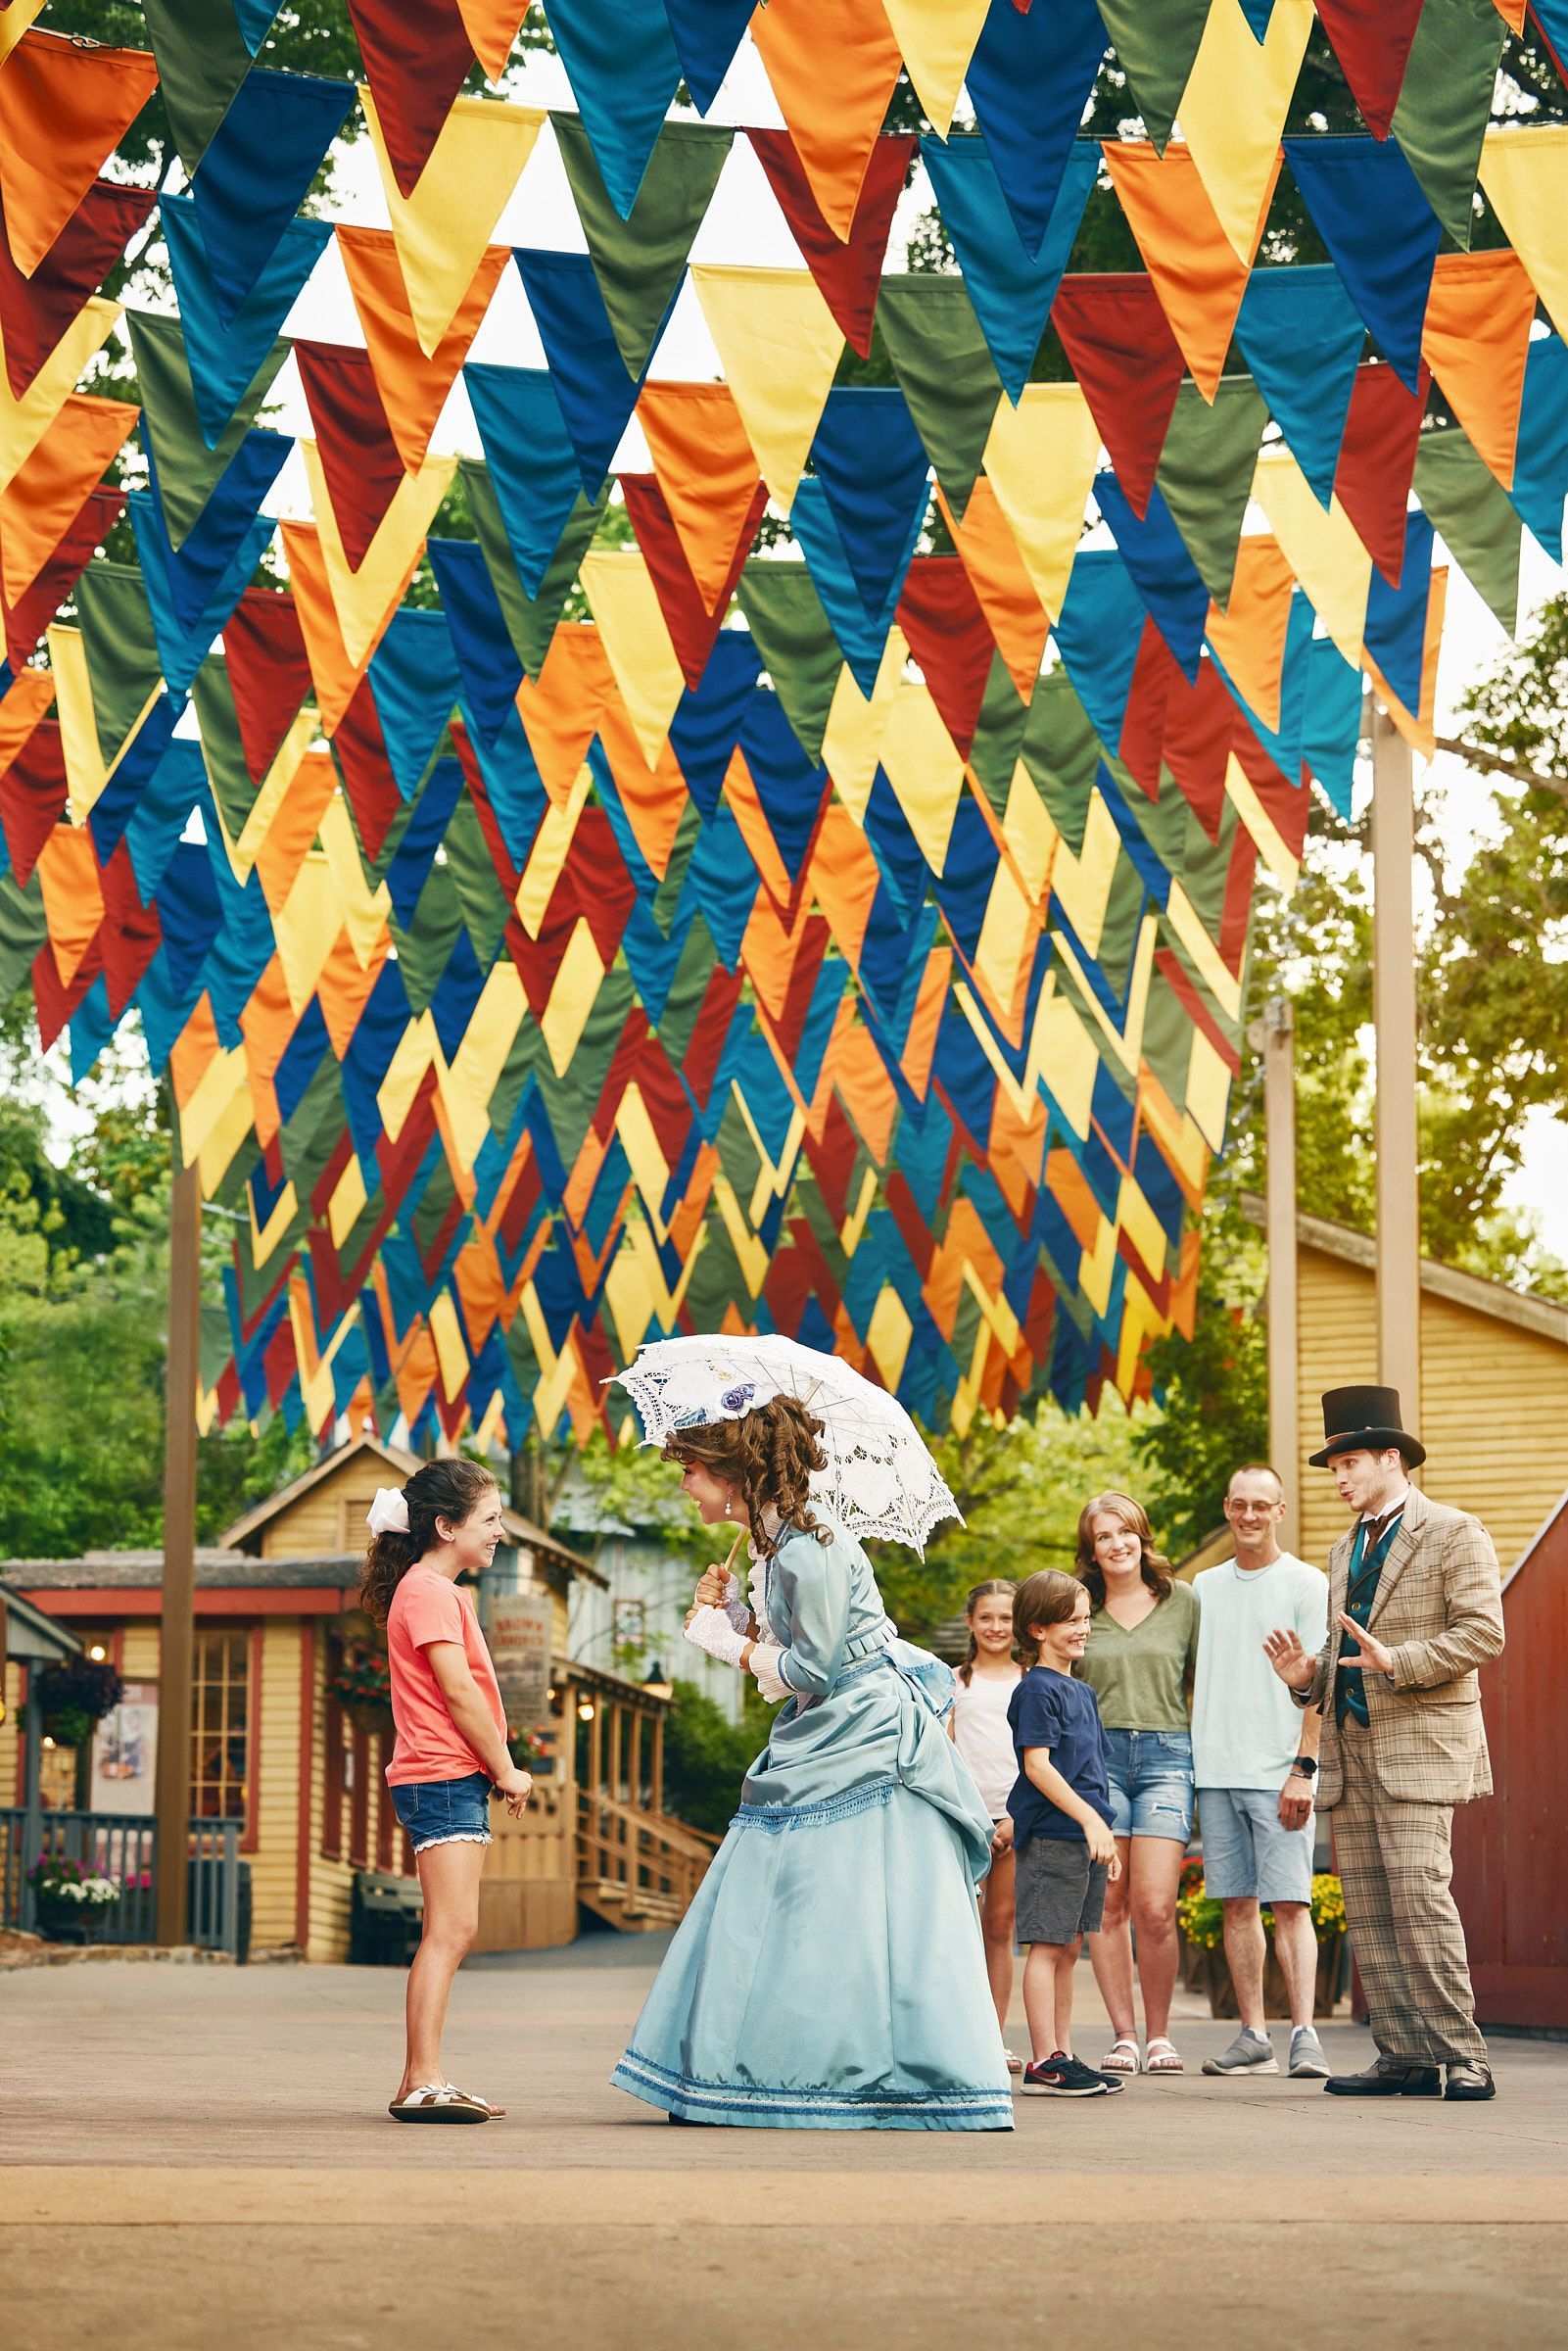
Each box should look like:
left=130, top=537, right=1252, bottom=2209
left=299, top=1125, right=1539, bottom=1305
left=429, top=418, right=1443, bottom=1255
left=1263, top=1385, right=1504, bottom=2101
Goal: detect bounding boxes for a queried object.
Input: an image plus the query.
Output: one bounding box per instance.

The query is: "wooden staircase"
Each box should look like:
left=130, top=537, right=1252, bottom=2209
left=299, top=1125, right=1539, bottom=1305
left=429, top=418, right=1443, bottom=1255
left=577, top=1791, right=719, bottom=1933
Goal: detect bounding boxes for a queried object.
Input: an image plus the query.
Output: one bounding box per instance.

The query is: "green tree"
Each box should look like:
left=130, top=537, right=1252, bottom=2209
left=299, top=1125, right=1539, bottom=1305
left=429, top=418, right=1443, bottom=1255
left=659, top=1675, right=772, bottom=1837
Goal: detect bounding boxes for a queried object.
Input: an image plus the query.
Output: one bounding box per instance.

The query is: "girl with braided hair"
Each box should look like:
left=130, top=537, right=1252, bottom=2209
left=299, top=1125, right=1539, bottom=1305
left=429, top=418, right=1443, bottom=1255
left=609, top=1397, right=1013, bottom=2132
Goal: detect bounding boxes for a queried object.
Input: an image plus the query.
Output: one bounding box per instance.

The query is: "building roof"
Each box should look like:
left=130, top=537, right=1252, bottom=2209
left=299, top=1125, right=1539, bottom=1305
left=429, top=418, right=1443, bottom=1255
left=2, top=1583, right=83, bottom=1662
left=1, top=1550, right=360, bottom=1592
left=1241, top=1194, right=1568, bottom=1348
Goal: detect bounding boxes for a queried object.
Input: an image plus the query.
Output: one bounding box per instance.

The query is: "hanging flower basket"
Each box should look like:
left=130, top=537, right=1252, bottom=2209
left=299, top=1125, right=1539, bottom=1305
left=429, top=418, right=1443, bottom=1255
left=331, top=1648, right=395, bottom=1740
left=35, top=1657, right=123, bottom=1749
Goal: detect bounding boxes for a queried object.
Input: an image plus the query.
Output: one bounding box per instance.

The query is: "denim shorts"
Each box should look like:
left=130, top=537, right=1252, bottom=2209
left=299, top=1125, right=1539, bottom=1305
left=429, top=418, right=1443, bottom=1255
left=1101, top=1730, right=1194, bottom=1843
left=1198, top=1786, right=1313, bottom=1904
left=389, top=1769, right=493, bottom=1853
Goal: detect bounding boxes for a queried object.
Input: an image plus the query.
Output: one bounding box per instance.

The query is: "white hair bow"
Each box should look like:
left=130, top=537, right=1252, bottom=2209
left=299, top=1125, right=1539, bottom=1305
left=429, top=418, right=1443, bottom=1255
left=366, top=1488, right=410, bottom=1535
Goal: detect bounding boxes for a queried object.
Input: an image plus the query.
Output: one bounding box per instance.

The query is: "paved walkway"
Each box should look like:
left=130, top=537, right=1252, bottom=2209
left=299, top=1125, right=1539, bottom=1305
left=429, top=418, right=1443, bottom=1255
left=6, top=1937, right=1566, bottom=2348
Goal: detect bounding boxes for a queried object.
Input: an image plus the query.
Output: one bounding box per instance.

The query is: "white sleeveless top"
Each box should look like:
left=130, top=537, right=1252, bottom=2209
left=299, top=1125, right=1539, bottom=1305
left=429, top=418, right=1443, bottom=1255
left=951, top=1667, right=1022, bottom=1817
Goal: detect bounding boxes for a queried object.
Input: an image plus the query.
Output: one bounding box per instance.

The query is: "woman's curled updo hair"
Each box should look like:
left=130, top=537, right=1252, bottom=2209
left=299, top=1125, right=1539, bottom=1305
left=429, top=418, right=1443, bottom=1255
left=358, top=1457, right=499, bottom=1625
left=661, top=1395, right=831, bottom=1546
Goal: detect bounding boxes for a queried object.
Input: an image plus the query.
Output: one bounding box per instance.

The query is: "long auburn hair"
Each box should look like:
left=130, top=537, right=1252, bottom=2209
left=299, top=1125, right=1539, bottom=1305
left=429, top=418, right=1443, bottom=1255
left=661, top=1395, right=831, bottom=1547
left=1074, top=1490, right=1174, bottom=1607
left=358, top=1457, right=500, bottom=1626
left=958, top=1578, right=1018, bottom=1684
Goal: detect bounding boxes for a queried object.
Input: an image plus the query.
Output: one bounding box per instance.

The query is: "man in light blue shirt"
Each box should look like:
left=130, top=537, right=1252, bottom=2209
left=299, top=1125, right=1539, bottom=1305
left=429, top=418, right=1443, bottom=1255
left=1192, top=1463, right=1330, bottom=2080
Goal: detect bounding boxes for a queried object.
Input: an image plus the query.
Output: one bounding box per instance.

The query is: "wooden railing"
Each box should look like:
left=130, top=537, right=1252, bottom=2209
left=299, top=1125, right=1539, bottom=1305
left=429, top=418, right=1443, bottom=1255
left=576, top=1791, right=719, bottom=1925
left=0, top=1809, right=242, bottom=1954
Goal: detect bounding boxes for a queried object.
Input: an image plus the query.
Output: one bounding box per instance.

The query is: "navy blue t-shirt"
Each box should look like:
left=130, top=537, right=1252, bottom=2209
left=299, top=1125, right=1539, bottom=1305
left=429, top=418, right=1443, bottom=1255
left=1006, top=1665, right=1114, bottom=1844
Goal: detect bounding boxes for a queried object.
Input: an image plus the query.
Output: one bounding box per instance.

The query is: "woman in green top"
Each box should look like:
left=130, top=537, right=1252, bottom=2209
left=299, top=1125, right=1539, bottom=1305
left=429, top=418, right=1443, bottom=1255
left=1074, top=1491, right=1200, bottom=2076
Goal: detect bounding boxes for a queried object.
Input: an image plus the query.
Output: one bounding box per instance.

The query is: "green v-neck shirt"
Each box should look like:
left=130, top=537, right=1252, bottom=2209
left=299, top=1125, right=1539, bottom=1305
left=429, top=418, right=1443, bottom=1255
left=1079, top=1581, right=1200, bottom=1731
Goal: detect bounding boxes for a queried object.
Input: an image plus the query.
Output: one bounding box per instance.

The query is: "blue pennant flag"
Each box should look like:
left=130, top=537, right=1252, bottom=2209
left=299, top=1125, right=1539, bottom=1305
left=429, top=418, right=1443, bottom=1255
left=922, top=135, right=1097, bottom=402
left=513, top=248, right=679, bottom=496
left=737, top=689, right=829, bottom=883
left=425, top=538, right=524, bottom=748
left=790, top=481, right=923, bottom=696
left=189, top=69, right=356, bottom=324
left=129, top=495, right=277, bottom=695
left=543, top=0, right=682, bottom=216
left=668, top=630, right=762, bottom=818
left=163, top=193, right=333, bottom=449
left=1283, top=135, right=1442, bottom=396
left=87, top=694, right=186, bottom=862
left=464, top=363, right=585, bottom=597
left=367, top=609, right=462, bottom=801
left=808, top=387, right=931, bottom=618
left=963, top=0, right=1108, bottom=259
left=680, top=808, right=759, bottom=971
left=1050, top=549, right=1149, bottom=750
left=1233, top=264, right=1366, bottom=505
left=1506, top=333, right=1568, bottom=563
left=231, top=0, right=280, bottom=50
left=1092, top=472, right=1210, bottom=681
left=1238, top=0, right=1277, bottom=31
left=461, top=705, right=549, bottom=873
left=660, top=0, right=756, bottom=113
left=120, top=744, right=211, bottom=905
left=1364, top=509, right=1433, bottom=713
left=141, top=429, right=290, bottom=631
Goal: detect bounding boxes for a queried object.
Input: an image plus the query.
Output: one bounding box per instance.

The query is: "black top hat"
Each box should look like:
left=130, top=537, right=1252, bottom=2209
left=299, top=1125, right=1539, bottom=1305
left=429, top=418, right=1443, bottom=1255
left=1308, top=1384, right=1426, bottom=1469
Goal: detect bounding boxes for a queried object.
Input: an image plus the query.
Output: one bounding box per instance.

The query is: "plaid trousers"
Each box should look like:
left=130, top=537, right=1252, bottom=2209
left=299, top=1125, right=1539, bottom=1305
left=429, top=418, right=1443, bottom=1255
left=1333, top=1717, right=1488, bottom=2068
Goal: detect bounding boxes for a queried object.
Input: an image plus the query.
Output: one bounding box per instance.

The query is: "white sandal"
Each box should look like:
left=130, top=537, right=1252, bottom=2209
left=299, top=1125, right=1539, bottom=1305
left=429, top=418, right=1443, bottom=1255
left=1145, top=2038, right=1184, bottom=2074
left=1102, top=2036, right=1142, bottom=2074
left=388, top=2083, right=490, bottom=2123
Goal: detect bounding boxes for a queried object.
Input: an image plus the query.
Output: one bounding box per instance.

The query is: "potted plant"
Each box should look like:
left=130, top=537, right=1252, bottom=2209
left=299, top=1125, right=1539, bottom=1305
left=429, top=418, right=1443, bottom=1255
left=34, top=1656, right=124, bottom=1751
left=507, top=1726, right=553, bottom=1775
left=28, top=1854, right=121, bottom=1943
left=1176, top=1855, right=1207, bottom=1988
left=330, top=1646, right=395, bottom=1739
left=1177, top=1870, right=1350, bottom=2018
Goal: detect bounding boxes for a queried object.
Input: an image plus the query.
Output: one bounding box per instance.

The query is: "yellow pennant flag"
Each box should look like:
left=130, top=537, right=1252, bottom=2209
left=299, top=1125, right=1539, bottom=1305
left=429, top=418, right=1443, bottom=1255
left=1478, top=125, right=1568, bottom=345
left=299, top=438, right=456, bottom=667
left=578, top=549, right=687, bottom=768
left=1251, top=447, right=1371, bottom=668
left=879, top=679, right=967, bottom=874
left=0, top=295, right=119, bottom=491
left=0, top=0, right=47, bottom=65
left=1177, top=0, right=1312, bottom=264
left=820, top=628, right=905, bottom=820
left=879, top=0, right=990, bottom=141
left=981, top=382, right=1102, bottom=620
left=691, top=264, right=844, bottom=511
left=359, top=87, right=546, bottom=359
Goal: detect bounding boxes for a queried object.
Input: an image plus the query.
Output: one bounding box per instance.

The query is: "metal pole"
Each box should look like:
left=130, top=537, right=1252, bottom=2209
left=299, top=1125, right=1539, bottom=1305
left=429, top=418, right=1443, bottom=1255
left=1249, top=996, right=1302, bottom=1557
left=155, top=1157, right=202, bottom=1945
left=1370, top=697, right=1423, bottom=1457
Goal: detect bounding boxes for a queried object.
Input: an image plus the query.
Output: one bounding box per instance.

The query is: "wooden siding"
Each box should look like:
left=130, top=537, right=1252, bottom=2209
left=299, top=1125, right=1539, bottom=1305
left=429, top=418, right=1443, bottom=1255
left=1294, top=1244, right=1568, bottom=1570
left=474, top=1778, right=577, bottom=1952
left=252, top=1620, right=304, bottom=1950
left=2, top=1658, right=19, bottom=1803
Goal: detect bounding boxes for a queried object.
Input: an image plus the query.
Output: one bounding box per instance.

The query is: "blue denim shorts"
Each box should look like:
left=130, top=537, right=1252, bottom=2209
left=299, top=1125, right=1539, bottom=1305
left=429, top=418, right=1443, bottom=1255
left=1102, top=1730, right=1194, bottom=1843
left=1198, top=1785, right=1313, bottom=1904
left=389, top=1769, right=493, bottom=1854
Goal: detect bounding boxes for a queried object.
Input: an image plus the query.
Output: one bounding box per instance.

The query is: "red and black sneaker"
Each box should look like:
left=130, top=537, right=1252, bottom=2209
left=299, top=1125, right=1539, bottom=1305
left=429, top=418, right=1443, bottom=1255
left=1021, top=2051, right=1116, bottom=2097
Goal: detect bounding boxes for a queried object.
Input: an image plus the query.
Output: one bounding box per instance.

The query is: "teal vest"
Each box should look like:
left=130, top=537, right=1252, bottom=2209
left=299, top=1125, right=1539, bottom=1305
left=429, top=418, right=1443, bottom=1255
left=1336, top=1511, right=1403, bottom=1725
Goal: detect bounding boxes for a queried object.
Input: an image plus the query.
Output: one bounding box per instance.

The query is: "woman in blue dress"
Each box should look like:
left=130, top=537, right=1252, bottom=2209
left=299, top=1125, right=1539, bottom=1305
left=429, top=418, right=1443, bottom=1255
left=610, top=1397, right=1013, bottom=2132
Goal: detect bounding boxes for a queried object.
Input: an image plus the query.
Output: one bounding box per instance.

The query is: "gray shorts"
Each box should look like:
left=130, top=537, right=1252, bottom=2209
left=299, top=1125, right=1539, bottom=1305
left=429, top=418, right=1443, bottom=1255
left=1015, top=1837, right=1109, bottom=1946
left=1199, top=1786, right=1313, bottom=1904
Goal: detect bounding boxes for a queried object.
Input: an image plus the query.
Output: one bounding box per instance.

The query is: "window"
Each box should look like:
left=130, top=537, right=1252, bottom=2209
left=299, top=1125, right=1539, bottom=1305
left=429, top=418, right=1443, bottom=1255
left=189, top=1629, right=251, bottom=1824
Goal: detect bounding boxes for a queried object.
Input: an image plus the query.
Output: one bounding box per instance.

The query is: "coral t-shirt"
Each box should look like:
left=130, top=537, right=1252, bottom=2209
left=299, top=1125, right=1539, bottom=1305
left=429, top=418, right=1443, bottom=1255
left=384, top=1566, right=507, bottom=1787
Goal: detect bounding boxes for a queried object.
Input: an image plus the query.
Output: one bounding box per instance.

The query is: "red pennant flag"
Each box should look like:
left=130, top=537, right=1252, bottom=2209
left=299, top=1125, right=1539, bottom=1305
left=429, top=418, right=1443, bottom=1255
left=343, top=0, right=479, bottom=199
left=1314, top=0, right=1424, bottom=138
left=294, top=341, right=407, bottom=571
left=1162, top=655, right=1237, bottom=843
left=0, top=178, right=156, bottom=397
left=1117, top=619, right=1174, bottom=796
left=1230, top=725, right=1311, bottom=865
left=895, top=556, right=996, bottom=758
left=32, top=924, right=104, bottom=1050
left=1, top=481, right=122, bottom=670
left=223, top=589, right=315, bottom=782
left=0, top=711, right=67, bottom=885
left=747, top=127, right=916, bottom=359
left=1052, top=274, right=1184, bottom=520
left=1335, top=359, right=1428, bottom=588
left=98, top=839, right=164, bottom=1019
left=619, top=470, right=766, bottom=688
left=332, top=672, right=404, bottom=859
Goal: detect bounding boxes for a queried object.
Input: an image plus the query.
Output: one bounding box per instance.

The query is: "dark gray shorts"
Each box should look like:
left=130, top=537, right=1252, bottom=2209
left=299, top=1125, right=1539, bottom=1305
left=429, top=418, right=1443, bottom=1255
left=1015, top=1837, right=1110, bottom=1946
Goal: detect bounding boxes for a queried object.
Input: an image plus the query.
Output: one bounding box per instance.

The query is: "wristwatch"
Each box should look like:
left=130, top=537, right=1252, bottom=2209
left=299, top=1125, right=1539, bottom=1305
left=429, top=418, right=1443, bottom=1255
left=1287, top=1755, right=1318, bottom=1781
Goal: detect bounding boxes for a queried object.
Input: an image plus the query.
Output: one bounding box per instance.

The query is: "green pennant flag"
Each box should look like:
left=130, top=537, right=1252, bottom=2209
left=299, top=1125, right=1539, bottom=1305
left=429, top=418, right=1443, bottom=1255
left=735, top=562, right=843, bottom=763
left=652, top=918, right=728, bottom=1072
left=141, top=0, right=255, bottom=177
left=190, top=656, right=259, bottom=845
left=1140, top=964, right=1202, bottom=1111
left=1018, top=669, right=1104, bottom=853
left=651, top=801, right=701, bottom=934
left=392, top=873, right=465, bottom=1014
left=0, top=873, right=47, bottom=1008
left=1155, top=376, right=1268, bottom=612
left=1414, top=427, right=1522, bottom=635
left=965, top=652, right=1027, bottom=816
left=1389, top=0, right=1506, bottom=249
left=125, top=311, right=290, bottom=551
left=444, top=798, right=513, bottom=965
left=73, top=564, right=168, bottom=772
left=552, top=114, right=734, bottom=378
left=460, top=457, right=603, bottom=679
left=877, top=276, right=1004, bottom=520
left=1095, top=0, right=1211, bottom=153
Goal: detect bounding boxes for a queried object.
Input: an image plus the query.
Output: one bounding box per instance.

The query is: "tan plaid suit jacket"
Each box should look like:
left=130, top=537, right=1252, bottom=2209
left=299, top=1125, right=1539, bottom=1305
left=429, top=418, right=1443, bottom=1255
left=1299, top=1487, right=1503, bottom=1808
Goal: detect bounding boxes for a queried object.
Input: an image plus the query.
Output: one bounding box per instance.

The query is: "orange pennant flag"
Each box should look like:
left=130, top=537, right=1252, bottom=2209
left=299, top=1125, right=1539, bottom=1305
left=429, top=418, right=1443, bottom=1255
left=0, top=392, right=138, bottom=607
left=0, top=661, right=54, bottom=772
left=1103, top=140, right=1273, bottom=403
left=281, top=519, right=416, bottom=733
left=750, top=0, right=905, bottom=240
left=454, top=0, right=531, bottom=77
left=1421, top=250, right=1537, bottom=489
left=34, top=823, right=104, bottom=987
left=637, top=381, right=764, bottom=612
left=1203, top=533, right=1294, bottom=735
left=515, top=624, right=616, bottom=809
left=0, top=31, right=161, bottom=276
left=935, top=478, right=1049, bottom=704
left=336, top=225, right=510, bottom=473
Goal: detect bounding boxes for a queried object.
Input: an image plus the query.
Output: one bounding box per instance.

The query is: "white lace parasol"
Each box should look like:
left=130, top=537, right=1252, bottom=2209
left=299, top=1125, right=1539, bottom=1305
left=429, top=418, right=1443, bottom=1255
left=609, top=1333, right=962, bottom=1555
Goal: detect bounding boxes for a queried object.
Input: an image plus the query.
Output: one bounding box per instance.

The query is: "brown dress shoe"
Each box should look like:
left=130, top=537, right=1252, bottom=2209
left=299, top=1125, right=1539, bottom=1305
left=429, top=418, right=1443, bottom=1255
left=1444, top=2062, right=1496, bottom=2101
left=1323, top=2058, right=1442, bottom=2096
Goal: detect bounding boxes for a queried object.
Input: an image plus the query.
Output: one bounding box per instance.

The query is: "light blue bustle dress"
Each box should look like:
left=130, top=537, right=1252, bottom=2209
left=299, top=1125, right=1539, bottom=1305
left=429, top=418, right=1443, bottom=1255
left=610, top=1513, right=1014, bottom=2131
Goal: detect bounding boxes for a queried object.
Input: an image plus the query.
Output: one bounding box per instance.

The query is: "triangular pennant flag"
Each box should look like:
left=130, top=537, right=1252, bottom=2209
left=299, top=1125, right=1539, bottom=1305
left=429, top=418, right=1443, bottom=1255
left=1204, top=533, right=1295, bottom=735
left=0, top=2, right=49, bottom=68
left=747, top=128, right=914, bottom=360
left=981, top=382, right=1103, bottom=620
left=808, top=386, right=931, bottom=619
left=878, top=275, right=1004, bottom=520
left=223, top=587, right=315, bottom=779
left=126, top=309, right=291, bottom=550
left=188, top=69, right=356, bottom=325
left=1479, top=126, right=1568, bottom=348
left=0, top=392, right=135, bottom=605
left=1413, top=425, right=1521, bottom=633
left=300, top=440, right=456, bottom=668
left=1314, top=0, right=1425, bottom=137
left=0, top=30, right=160, bottom=277
left=283, top=519, right=412, bottom=734
left=2, top=484, right=120, bottom=670
left=138, top=428, right=288, bottom=634
left=554, top=114, right=732, bottom=378
left=895, top=557, right=996, bottom=758
left=579, top=550, right=687, bottom=766
left=544, top=0, right=682, bottom=217
left=367, top=606, right=462, bottom=797
left=1422, top=250, right=1537, bottom=489
left=1333, top=359, right=1427, bottom=588
left=1104, top=140, right=1268, bottom=402
left=1388, top=0, right=1507, bottom=246
left=343, top=0, right=478, bottom=200
left=1252, top=447, right=1371, bottom=666
left=657, top=0, right=754, bottom=113
left=690, top=264, right=843, bottom=511
left=1283, top=135, right=1442, bottom=396
left=1233, top=266, right=1365, bottom=504
left=0, top=295, right=119, bottom=490
left=923, top=136, right=1097, bottom=402
left=0, top=179, right=153, bottom=400
left=1094, top=473, right=1212, bottom=679
left=749, top=0, right=904, bottom=242
left=140, top=0, right=254, bottom=178
left=1361, top=506, right=1432, bottom=712
left=294, top=342, right=408, bottom=573
left=232, top=0, right=281, bottom=52
left=735, top=564, right=844, bottom=763
left=935, top=478, right=1051, bottom=703
left=964, top=2, right=1108, bottom=258
left=161, top=193, right=333, bottom=451
left=620, top=471, right=766, bottom=685
left=362, top=86, right=545, bottom=357
left=1096, top=0, right=1211, bottom=151
left=338, top=226, right=509, bottom=473
left=1154, top=377, right=1267, bottom=610
left=637, top=380, right=764, bottom=611
left=1505, top=333, right=1568, bottom=562
left=1178, top=0, right=1313, bottom=259
left=453, top=1, right=530, bottom=78
left=880, top=0, right=989, bottom=140
left=460, top=457, right=602, bottom=681
left=1051, top=274, right=1183, bottom=520
left=128, top=487, right=277, bottom=695
left=514, top=247, right=677, bottom=497
left=464, top=362, right=582, bottom=597
left=1050, top=549, right=1147, bottom=751
left=791, top=477, right=917, bottom=696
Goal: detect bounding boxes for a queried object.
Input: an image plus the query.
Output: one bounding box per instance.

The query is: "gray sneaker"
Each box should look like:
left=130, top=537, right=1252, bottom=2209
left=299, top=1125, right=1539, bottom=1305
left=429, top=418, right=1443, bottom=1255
left=1202, top=2028, right=1279, bottom=2076
left=1289, top=2026, right=1331, bottom=2078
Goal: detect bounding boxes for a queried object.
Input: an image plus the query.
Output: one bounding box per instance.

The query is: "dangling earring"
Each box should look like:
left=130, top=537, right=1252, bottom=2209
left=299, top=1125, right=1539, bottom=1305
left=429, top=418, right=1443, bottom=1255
left=726, top=1489, right=737, bottom=1517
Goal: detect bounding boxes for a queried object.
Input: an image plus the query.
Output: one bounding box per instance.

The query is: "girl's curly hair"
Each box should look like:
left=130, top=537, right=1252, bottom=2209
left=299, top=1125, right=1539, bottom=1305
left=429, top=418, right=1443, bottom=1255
left=661, top=1395, right=832, bottom=1546
left=357, top=1458, right=499, bottom=1626
left=1074, top=1490, right=1174, bottom=1607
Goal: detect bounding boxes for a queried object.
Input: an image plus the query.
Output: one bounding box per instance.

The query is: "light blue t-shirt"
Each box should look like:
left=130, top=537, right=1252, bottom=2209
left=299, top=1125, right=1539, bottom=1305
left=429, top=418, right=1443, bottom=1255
left=1191, top=1553, right=1329, bottom=1790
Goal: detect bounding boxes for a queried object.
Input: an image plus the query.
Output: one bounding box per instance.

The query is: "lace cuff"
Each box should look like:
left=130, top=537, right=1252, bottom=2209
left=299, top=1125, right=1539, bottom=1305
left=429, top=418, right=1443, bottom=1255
left=748, top=1641, right=788, bottom=1703
left=683, top=1607, right=749, bottom=1668
left=718, top=1571, right=752, bottom=1635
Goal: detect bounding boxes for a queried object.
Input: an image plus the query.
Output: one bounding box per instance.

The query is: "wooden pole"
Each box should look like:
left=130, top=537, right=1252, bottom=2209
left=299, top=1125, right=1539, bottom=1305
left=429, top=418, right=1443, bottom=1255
left=1370, top=698, right=1423, bottom=1456
left=155, top=1157, right=201, bottom=1945
left=1248, top=995, right=1302, bottom=1557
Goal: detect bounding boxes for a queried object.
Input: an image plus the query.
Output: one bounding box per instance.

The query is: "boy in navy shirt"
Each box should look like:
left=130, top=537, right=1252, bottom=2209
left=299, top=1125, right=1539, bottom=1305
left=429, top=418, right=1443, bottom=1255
left=1007, top=1569, right=1124, bottom=2097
